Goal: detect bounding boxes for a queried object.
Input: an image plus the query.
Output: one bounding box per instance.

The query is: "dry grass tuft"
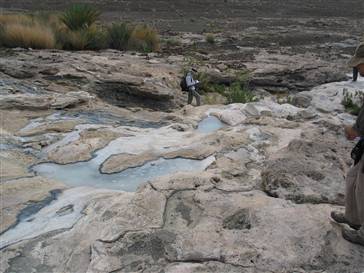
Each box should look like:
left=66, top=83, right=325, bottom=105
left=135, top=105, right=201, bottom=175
left=2, top=22, right=56, bottom=49
left=128, top=25, right=160, bottom=52
left=0, top=14, right=34, bottom=26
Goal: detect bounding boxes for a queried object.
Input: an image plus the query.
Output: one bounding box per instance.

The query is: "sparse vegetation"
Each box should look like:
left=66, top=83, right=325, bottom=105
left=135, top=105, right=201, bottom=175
left=205, top=33, right=215, bottom=44
left=226, top=82, right=257, bottom=104
left=191, top=69, right=257, bottom=105
left=128, top=24, right=160, bottom=52
left=0, top=14, right=56, bottom=49
left=342, top=89, right=364, bottom=115
left=107, top=23, right=131, bottom=50
left=60, top=4, right=101, bottom=31
left=0, top=6, right=160, bottom=52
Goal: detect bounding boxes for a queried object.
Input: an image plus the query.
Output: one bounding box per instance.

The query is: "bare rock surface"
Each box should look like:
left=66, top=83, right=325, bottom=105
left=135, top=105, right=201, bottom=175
left=0, top=91, right=94, bottom=110
left=45, top=126, right=122, bottom=164
left=0, top=176, right=65, bottom=234
left=0, top=43, right=363, bottom=273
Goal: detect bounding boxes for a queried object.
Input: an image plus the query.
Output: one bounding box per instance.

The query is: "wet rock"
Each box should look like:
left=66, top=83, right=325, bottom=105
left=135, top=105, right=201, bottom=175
left=100, top=151, right=158, bottom=174
left=100, top=145, right=216, bottom=174
left=46, top=128, right=121, bottom=164
left=0, top=176, right=65, bottom=234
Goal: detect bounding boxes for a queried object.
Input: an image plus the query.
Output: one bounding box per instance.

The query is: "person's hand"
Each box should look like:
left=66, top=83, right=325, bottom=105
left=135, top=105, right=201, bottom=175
left=345, top=125, right=359, bottom=140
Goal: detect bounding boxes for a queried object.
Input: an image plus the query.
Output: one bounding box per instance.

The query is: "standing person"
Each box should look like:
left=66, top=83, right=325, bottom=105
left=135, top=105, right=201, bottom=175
left=331, top=42, right=364, bottom=246
left=182, top=69, right=201, bottom=106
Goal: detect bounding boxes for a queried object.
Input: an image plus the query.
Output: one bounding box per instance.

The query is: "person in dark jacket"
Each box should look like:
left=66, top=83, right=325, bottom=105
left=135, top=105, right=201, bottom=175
left=331, top=42, right=364, bottom=246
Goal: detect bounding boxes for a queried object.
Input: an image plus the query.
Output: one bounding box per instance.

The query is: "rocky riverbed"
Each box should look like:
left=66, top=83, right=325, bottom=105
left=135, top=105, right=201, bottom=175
left=0, top=47, right=363, bottom=273
left=1, top=0, right=364, bottom=271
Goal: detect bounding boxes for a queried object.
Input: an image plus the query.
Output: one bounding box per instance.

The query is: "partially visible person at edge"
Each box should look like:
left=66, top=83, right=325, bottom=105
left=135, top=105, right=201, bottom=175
left=331, top=42, right=364, bottom=246
left=185, top=69, right=201, bottom=106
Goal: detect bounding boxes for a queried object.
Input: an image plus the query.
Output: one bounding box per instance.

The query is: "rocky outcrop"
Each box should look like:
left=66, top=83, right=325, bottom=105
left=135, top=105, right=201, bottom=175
left=262, top=136, right=350, bottom=205
left=1, top=46, right=363, bottom=273
left=0, top=91, right=94, bottom=110
left=94, top=76, right=176, bottom=110
left=0, top=50, right=184, bottom=111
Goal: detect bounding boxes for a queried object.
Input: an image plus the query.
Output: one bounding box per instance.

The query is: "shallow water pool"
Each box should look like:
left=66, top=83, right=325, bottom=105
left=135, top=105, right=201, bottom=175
left=33, top=156, right=215, bottom=191
left=197, top=115, right=225, bottom=133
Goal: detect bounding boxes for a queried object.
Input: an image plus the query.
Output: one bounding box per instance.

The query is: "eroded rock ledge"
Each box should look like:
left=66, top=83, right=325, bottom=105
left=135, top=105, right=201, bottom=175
left=1, top=49, right=364, bottom=273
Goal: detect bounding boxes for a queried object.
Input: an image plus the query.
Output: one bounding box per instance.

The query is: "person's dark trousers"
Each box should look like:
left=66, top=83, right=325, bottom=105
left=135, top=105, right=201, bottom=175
left=188, top=88, right=201, bottom=106
left=353, top=67, right=358, bottom=82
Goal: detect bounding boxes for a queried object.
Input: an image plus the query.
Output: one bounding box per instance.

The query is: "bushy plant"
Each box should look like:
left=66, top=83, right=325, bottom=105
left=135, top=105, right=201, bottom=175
left=85, top=25, right=108, bottom=50
left=342, top=89, right=364, bottom=115
left=57, top=25, right=107, bottom=50
left=128, top=24, right=160, bottom=52
left=60, top=4, right=101, bottom=31
left=107, top=22, right=131, bottom=50
left=1, top=22, right=56, bottom=49
left=205, top=33, right=215, bottom=44
left=227, top=82, right=258, bottom=103
left=0, top=14, right=34, bottom=26
left=226, top=82, right=257, bottom=104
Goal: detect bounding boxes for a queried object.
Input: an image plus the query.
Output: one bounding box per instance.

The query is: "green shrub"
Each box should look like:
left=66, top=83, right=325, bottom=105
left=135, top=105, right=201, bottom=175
left=128, top=24, right=160, bottom=52
left=61, top=4, right=100, bottom=31
left=342, top=89, right=364, bottom=115
left=205, top=33, right=215, bottom=44
left=107, top=22, right=131, bottom=50
left=86, top=26, right=108, bottom=50
left=57, top=26, right=107, bottom=50
left=227, top=82, right=257, bottom=104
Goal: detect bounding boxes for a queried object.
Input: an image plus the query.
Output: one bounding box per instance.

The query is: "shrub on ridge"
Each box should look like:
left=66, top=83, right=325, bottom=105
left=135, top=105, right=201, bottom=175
left=1, top=22, right=56, bottom=49
left=107, top=23, right=131, bottom=50
left=128, top=24, right=160, bottom=52
left=60, top=4, right=101, bottom=31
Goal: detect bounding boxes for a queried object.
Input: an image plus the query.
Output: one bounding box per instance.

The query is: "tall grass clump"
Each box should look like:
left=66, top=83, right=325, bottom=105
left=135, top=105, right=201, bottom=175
left=2, top=23, right=56, bottom=49
left=107, top=23, right=131, bottom=50
left=57, top=4, right=107, bottom=50
left=0, top=9, right=161, bottom=53
left=0, top=14, right=56, bottom=49
left=60, top=4, right=101, bottom=31
left=0, top=14, right=34, bottom=26
left=56, top=25, right=107, bottom=50
left=128, top=24, right=160, bottom=52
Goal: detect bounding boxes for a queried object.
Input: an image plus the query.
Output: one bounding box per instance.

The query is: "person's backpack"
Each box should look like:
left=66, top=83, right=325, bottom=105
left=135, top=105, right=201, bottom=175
left=180, top=75, right=189, bottom=92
